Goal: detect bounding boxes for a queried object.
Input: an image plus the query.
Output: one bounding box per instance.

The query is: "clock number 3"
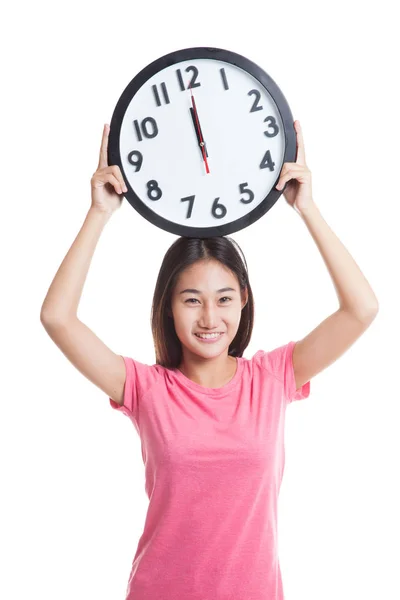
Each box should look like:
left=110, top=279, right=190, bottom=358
left=263, top=116, right=279, bottom=138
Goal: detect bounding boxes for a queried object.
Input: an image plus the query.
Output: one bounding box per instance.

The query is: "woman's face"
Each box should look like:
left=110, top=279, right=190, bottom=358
left=170, top=259, right=247, bottom=359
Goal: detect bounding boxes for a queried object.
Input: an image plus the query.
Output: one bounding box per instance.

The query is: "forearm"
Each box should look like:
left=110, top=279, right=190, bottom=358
left=299, top=201, right=379, bottom=320
left=40, top=207, right=111, bottom=321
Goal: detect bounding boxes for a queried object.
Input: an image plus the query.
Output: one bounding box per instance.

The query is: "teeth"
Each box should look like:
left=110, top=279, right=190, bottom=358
left=195, top=333, right=222, bottom=339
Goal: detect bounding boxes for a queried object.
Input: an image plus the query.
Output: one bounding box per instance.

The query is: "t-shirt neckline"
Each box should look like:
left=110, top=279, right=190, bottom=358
left=172, top=356, right=243, bottom=395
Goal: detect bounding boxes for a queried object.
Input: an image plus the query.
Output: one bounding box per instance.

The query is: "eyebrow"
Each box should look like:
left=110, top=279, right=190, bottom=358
left=179, top=287, right=237, bottom=295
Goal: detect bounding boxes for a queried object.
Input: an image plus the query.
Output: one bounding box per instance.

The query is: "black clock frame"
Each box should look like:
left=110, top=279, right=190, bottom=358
left=108, top=46, right=296, bottom=238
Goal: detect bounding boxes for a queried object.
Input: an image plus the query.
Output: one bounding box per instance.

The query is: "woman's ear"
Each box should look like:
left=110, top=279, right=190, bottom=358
left=241, top=287, right=248, bottom=310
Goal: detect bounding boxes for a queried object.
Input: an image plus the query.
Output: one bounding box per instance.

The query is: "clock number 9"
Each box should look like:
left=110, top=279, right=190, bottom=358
left=128, top=150, right=143, bottom=172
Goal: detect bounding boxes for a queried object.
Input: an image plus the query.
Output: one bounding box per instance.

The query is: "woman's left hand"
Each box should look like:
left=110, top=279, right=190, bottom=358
left=275, top=120, right=314, bottom=214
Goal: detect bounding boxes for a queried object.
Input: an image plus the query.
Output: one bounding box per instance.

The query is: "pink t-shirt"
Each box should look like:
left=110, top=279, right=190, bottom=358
left=109, top=340, right=310, bottom=600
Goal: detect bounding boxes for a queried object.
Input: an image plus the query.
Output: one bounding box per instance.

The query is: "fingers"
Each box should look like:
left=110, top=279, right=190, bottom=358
left=102, top=172, right=126, bottom=195
left=95, top=124, right=127, bottom=192
left=92, top=165, right=127, bottom=194
left=97, top=124, right=110, bottom=170
left=106, top=173, right=125, bottom=194
left=108, top=165, right=127, bottom=193
left=276, top=163, right=308, bottom=189
left=294, top=120, right=306, bottom=165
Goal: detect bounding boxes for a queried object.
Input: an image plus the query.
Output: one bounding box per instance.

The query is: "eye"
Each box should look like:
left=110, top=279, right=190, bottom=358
left=184, top=297, right=232, bottom=304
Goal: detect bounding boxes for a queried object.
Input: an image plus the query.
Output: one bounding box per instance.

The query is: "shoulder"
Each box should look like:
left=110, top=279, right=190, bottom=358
left=251, top=341, right=310, bottom=403
left=252, top=341, right=296, bottom=382
left=123, top=357, right=165, bottom=390
left=109, top=357, right=164, bottom=413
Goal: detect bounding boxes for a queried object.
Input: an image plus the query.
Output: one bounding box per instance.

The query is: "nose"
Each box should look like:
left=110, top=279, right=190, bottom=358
left=198, top=304, right=220, bottom=329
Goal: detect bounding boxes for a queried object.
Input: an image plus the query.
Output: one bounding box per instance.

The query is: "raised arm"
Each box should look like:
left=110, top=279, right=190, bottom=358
left=40, top=124, right=129, bottom=405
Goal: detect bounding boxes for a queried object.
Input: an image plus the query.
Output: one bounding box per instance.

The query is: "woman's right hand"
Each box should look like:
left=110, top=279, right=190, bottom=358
left=90, top=124, right=128, bottom=216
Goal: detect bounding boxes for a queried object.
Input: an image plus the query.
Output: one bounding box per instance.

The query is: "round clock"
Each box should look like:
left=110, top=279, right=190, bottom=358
left=108, top=46, right=296, bottom=238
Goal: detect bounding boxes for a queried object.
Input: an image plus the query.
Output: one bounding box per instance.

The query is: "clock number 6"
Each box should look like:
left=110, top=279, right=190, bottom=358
left=212, top=197, right=227, bottom=219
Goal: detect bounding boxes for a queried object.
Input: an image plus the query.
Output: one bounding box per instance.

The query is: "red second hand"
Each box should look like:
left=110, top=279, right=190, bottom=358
left=189, top=84, right=210, bottom=174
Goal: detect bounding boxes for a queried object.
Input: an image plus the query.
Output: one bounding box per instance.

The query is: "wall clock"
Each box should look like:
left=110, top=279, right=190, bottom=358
left=108, top=46, right=296, bottom=238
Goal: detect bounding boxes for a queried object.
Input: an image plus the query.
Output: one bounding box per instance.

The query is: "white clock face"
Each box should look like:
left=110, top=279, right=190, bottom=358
left=110, top=50, right=295, bottom=237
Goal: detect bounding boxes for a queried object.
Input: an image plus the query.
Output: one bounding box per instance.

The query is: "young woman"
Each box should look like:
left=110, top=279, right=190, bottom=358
left=40, top=121, right=379, bottom=600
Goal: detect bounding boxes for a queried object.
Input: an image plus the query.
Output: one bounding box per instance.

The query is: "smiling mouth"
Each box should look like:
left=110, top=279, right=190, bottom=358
left=194, top=332, right=224, bottom=338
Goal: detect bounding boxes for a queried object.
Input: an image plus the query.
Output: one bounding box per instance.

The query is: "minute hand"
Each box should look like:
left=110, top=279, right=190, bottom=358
left=189, top=107, right=208, bottom=157
left=189, top=87, right=210, bottom=174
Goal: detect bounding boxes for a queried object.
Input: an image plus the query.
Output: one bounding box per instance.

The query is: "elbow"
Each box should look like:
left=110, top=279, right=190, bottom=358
left=358, top=303, right=379, bottom=324
left=40, top=307, right=62, bottom=326
left=40, top=305, right=53, bottom=324
left=342, top=303, right=379, bottom=325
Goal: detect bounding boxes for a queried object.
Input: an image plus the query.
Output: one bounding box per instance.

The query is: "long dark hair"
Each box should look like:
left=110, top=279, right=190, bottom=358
left=150, top=236, right=254, bottom=369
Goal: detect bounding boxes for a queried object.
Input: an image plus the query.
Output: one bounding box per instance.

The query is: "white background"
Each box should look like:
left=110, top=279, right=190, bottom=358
left=1, top=1, right=399, bottom=599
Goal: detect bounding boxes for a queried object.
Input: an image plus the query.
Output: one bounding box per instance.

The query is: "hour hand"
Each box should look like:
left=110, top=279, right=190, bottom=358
left=189, top=107, right=208, bottom=157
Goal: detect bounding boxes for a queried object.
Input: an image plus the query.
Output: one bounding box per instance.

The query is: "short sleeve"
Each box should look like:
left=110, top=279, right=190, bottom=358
left=109, top=356, right=160, bottom=425
left=258, top=340, right=310, bottom=403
